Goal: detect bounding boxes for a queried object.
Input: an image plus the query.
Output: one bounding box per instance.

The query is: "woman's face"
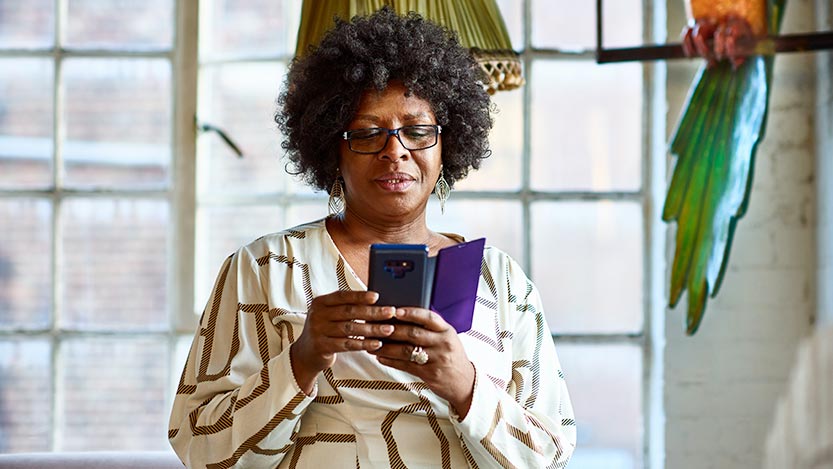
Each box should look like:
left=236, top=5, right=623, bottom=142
left=338, top=81, right=442, bottom=225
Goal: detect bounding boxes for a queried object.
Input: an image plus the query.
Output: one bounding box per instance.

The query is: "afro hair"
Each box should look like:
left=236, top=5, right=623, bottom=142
left=275, top=6, right=493, bottom=192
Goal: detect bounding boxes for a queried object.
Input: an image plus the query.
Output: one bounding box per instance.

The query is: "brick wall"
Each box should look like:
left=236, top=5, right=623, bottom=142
left=663, top=0, right=818, bottom=467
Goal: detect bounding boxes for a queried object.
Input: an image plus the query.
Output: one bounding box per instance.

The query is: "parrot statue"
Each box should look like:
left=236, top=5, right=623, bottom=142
left=663, top=0, right=787, bottom=334
left=681, top=0, right=768, bottom=69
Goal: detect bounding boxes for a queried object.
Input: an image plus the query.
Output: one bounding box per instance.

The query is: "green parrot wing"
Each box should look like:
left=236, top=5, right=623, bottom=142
left=663, top=0, right=786, bottom=334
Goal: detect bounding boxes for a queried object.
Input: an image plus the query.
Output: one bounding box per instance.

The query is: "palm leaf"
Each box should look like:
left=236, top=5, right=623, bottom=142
left=664, top=0, right=786, bottom=334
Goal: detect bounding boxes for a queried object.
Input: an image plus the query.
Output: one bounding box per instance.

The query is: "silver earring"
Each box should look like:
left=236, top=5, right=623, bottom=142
left=434, top=167, right=450, bottom=214
left=328, top=176, right=345, bottom=216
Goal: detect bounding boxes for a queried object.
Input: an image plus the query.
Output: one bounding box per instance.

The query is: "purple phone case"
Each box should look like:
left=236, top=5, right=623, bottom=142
left=429, top=238, right=485, bottom=333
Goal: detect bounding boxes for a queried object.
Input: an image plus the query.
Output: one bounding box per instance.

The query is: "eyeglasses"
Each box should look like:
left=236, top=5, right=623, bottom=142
left=342, top=125, right=442, bottom=154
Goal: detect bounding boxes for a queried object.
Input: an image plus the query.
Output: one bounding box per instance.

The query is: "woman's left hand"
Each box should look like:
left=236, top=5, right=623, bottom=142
left=370, top=307, right=475, bottom=419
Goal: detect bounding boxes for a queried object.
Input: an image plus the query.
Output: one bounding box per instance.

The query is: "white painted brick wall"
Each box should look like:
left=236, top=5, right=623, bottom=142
left=663, top=0, right=818, bottom=467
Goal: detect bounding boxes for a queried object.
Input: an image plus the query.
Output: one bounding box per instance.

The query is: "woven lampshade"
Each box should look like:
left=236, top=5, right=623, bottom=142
left=294, top=0, right=523, bottom=94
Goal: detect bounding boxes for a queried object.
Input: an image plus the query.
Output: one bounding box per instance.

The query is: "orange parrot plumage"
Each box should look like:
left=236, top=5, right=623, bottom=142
left=682, top=0, right=768, bottom=68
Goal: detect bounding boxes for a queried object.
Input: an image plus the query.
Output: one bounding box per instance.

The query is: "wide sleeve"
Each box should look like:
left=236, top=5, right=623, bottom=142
left=168, top=246, right=316, bottom=469
left=451, top=254, right=576, bottom=468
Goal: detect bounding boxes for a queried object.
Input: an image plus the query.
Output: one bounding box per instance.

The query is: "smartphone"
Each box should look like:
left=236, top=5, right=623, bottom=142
left=367, top=244, right=431, bottom=308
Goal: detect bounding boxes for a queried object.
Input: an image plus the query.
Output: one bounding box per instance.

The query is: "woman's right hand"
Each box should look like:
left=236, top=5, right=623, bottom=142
left=290, top=290, right=396, bottom=394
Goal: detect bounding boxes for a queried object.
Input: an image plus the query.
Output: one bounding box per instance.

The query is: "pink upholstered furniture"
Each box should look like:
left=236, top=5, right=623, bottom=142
left=0, top=451, right=183, bottom=468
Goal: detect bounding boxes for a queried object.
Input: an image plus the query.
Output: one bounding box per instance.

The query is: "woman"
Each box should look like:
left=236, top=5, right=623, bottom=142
left=169, top=7, right=575, bottom=468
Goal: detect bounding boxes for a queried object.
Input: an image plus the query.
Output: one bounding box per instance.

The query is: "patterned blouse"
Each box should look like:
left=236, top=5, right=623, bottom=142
left=168, top=218, right=576, bottom=468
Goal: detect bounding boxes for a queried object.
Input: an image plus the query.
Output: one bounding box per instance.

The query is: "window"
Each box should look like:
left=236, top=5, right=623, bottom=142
left=464, top=1, right=651, bottom=467
left=194, top=0, right=309, bottom=322
left=0, top=0, right=659, bottom=466
left=192, top=1, right=657, bottom=466
left=0, top=0, right=177, bottom=452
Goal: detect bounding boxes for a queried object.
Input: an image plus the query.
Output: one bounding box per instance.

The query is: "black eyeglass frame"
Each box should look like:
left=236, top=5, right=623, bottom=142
left=342, top=125, right=442, bottom=154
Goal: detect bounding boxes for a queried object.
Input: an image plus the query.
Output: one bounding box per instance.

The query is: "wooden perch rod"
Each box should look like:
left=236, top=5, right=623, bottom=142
left=596, top=31, right=833, bottom=64
left=594, top=0, right=833, bottom=63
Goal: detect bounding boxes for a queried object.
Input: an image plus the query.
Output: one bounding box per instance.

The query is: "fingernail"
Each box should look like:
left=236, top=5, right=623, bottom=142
left=369, top=340, right=382, bottom=350
left=395, top=308, right=406, bottom=318
left=381, top=325, right=394, bottom=335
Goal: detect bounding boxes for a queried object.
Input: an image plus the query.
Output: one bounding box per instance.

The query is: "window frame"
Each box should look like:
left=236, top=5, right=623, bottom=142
left=187, top=0, right=664, bottom=466
left=0, top=0, right=196, bottom=451
left=0, top=0, right=664, bottom=463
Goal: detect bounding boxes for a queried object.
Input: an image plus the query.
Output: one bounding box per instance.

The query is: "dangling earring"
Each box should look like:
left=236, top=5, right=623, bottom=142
left=434, top=166, right=450, bottom=214
left=328, top=173, right=345, bottom=216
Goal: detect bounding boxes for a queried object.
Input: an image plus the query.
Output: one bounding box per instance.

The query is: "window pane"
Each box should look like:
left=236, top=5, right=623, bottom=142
left=0, top=0, right=54, bottom=49
left=0, top=58, right=53, bottom=189
left=172, top=335, right=194, bottom=394
left=496, top=0, right=523, bottom=52
left=455, top=88, right=522, bottom=191
left=59, top=336, right=169, bottom=451
left=0, top=199, right=52, bottom=329
left=198, top=63, right=301, bottom=195
left=531, top=0, right=642, bottom=50
left=61, top=198, right=168, bottom=330
left=531, top=201, right=643, bottom=334
left=65, top=0, right=173, bottom=50
left=530, top=61, right=641, bottom=192
left=0, top=339, right=51, bottom=453
left=285, top=200, right=329, bottom=230
left=558, top=343, right=643, bottom=469
left=427, top=200, right=523, bottom=265
left=200, top=0, right=301, bottom=59
left=195, top=205, right=284, bottom=312
left=63, top=58, right=171, bottom=190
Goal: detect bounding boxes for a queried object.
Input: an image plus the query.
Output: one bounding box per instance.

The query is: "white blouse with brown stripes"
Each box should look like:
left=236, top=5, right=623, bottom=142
left=169, top=218, right=576, bottom=468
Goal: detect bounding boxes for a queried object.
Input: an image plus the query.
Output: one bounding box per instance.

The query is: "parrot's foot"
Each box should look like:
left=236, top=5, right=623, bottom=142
left=682, top=15, right=756, bottom=70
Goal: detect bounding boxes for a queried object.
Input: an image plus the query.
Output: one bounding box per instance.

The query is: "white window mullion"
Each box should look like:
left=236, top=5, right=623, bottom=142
left=49, top=0, right=67, bottom=452
left=50, top=196, right=62, bottom=451
left=644, top=1, right=667, bottom=467
left=521, top=0, right=532, bottom=273
left=171, top=0, right=200, bottom=336
left=52, top=338, right=65, bottom=451
left=647, top=2, right=669, bottom=467
left=52, top=0, right=66, bottom=323
left=641, top=61, right=655, bottom=468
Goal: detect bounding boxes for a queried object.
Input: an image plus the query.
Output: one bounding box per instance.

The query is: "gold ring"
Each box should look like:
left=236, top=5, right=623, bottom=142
left=409, top=346, right=428, bottom=365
